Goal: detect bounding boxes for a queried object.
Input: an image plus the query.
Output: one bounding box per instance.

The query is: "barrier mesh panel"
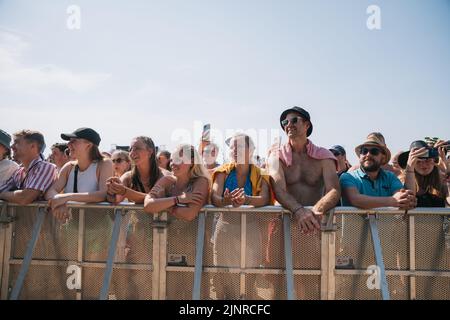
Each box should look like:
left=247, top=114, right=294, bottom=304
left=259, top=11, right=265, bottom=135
left=416, top=276, right=450, bottom=299
left=82, top=267, right=152, bottom=299
left=12, top=207, right=78, bottom=261
left=9, top=264, right=76, bottom=299
left=335, top=274, right=409, bottom=300
left=415, top=215, right=450, bottom=271
left=335, top=214, right=409, bottom=270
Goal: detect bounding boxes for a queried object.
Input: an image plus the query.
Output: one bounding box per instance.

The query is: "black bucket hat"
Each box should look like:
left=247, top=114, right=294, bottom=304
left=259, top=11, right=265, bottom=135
left=279, top=106, right=313, bottom=137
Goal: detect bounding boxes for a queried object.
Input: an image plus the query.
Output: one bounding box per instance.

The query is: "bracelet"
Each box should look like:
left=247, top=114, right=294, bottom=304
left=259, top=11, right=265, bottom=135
left=292, top=205, right=304, bottom=215
left=173, top=197, right=178, bottom=206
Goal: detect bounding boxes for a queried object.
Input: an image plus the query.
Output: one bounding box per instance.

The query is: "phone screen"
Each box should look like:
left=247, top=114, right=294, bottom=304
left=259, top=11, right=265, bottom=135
left=202, top=124, right=211, bottom=141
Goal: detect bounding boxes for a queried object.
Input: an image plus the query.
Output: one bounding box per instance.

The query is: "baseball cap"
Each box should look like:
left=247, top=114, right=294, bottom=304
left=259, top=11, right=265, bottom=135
left=61, top=127, right=101, bottom=146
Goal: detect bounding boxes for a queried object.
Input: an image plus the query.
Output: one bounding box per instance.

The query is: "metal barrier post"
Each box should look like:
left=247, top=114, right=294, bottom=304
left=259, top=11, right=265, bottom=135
left=10, top=207, right=46, bottom=300
left=321, top=209, right=336, bottom=300
left=99, top=208, right=123, bottom=300
left=368, top=214, right=390, bottom=300
left=282, top=213, right=295, bottom=300
left=192, top=211, right=206, bottom=300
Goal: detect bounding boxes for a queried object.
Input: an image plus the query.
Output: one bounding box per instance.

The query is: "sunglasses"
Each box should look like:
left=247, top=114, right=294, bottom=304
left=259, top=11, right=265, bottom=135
left=360, top=147, right=382, bottom=156
left=112, top=158, right=126, bottom=164
left=281, top=116, right=303, bottom=127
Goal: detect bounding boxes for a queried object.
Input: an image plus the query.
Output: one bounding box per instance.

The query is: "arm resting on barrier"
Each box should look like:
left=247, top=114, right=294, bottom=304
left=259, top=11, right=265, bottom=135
left=0, top=189, right=41, bottom=205
left=267, top=152, right=321, bottom=233
left=144, top=176, right=177, bottom=213
left=145, top=176, right=209, bottom=221
left=311, top=159, right=340, bottom=215
left=106, top=172, right=147, bottom=204
left=46, top=160, right=112, bottom=209
left=171, top=177, right=209, bottom=221
left=342, top=187, right=415, bottom=210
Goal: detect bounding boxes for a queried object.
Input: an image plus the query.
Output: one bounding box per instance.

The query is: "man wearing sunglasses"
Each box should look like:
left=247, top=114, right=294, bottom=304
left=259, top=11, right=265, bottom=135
left=268, top=107, right=340, bottom=234
left=340, top=134, right=416, bottom=210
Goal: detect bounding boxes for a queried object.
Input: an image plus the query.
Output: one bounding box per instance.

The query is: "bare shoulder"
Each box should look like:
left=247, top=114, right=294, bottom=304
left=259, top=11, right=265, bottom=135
left=61, top=161, right=75, bottom=171
left=59, top=161, right=76, bottom=176
left=321, top=158, right=336, bottom=169
left=121, top=171, right=132, bottom=186
left=100, top=158, right=113, bottom=168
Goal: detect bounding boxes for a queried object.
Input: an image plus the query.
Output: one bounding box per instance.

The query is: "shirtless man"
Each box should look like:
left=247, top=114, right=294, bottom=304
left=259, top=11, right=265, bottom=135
left=268, top=107, right=340, bottom=234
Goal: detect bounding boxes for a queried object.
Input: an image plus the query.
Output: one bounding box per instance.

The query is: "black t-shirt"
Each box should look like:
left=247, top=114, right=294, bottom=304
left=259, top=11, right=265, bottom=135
left=416, top=192, right=446, bottom=207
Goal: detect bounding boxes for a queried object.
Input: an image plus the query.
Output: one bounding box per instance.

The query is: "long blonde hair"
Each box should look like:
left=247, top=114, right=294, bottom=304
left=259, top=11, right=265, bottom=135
left=174, top=144, right=211, bottom=184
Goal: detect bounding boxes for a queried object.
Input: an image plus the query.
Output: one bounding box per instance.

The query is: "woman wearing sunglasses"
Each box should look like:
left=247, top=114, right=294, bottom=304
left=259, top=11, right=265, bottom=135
left=399, top=140, right=450, bottom=207
left=143, top=144, right=210, bottom=221
left=111, top=150, right=131, bottom=177
left=106, top=136, right=170, bottom=204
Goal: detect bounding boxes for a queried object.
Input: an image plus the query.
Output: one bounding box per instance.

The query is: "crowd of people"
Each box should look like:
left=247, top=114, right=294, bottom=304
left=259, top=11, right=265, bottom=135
left=0, top=106, right=449, bottom=230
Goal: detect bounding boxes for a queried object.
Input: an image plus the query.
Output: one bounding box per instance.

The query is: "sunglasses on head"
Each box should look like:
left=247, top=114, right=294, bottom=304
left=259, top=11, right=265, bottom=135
left=281, top=116, right=303, bottom=127
left=112, top=158, right=125, bottom=164
left=360, top=147, right=382, bottom=156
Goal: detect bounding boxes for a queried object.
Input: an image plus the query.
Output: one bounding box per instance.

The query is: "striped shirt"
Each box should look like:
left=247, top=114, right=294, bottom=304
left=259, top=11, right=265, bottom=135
left=0, top=157, right=57, bottom=195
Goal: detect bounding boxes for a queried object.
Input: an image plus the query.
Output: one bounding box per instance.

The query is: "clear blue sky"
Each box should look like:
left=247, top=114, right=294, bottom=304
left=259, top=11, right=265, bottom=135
left=1, top=0, right=449, bottom=164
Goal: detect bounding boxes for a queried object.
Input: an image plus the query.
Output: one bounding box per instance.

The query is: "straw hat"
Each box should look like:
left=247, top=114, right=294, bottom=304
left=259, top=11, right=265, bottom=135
left=354, top=132, right=391, bottom=165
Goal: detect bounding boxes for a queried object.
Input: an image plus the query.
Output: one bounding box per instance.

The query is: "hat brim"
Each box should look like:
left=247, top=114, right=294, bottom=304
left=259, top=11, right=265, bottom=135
left=397, top=151, right=410, bottom=169
left=279, top=109, right=313, bottom=137
left=61, top=133, right=77, bottom=141
left=355, top=142, right=391, bottom=165
left=0, top=141, right=10, bottom=150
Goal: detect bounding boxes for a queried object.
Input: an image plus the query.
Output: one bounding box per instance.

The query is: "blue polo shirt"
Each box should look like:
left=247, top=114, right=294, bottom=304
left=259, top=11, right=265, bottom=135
left=339, top=168, right=404, bottom=206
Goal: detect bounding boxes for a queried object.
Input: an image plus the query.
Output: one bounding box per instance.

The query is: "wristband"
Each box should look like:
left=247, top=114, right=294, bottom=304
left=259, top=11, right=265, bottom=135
left=292, top=205, right=304, bottom=215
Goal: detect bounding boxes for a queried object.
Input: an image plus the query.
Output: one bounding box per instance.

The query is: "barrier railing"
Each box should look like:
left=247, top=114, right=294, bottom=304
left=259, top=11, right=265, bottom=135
left=0, top=200, right=449, bottom=300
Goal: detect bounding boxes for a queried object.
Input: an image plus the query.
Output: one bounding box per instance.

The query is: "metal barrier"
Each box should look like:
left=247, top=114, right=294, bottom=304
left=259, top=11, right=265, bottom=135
left=0, top=200, right=449, bottom=300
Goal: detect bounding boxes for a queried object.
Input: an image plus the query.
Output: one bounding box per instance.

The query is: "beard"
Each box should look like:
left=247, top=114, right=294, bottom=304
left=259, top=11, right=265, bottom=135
left=361, top=159, right=381, bottom=172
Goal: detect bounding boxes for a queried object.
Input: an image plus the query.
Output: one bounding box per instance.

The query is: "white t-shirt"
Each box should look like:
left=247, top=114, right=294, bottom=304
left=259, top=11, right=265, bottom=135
left=0, top=159, right=19, bottom=186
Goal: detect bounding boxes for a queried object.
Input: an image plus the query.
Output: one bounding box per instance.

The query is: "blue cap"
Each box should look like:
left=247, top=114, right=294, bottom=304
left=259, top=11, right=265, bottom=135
left=329, top=145, right=346, bottom=156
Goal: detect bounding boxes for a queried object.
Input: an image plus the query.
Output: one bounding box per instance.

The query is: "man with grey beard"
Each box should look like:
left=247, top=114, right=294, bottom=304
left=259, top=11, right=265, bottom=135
left=340, top=133, right=416, bottom=209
